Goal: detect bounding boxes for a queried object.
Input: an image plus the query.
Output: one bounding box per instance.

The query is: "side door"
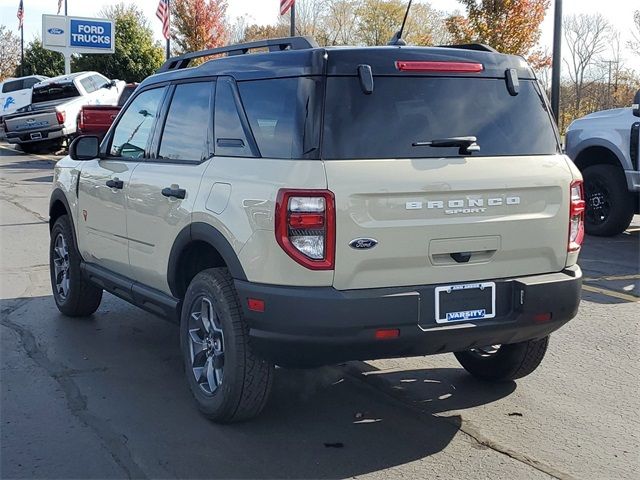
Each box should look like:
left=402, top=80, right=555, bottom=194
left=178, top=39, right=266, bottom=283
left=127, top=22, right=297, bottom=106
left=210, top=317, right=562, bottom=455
left=76, top=86, right=167, bottom=277
left=126, top=81, right=214, bottom=293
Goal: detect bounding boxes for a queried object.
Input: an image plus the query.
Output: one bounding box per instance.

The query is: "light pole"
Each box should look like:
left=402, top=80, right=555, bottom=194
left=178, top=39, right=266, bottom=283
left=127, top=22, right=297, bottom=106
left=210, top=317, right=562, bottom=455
left=551, top=0, right=562, bottom=124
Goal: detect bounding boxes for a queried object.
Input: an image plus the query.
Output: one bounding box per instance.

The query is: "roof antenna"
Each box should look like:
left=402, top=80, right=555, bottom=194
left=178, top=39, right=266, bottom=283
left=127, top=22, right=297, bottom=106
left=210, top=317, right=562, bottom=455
left=387, top=0, right=413, bottom=46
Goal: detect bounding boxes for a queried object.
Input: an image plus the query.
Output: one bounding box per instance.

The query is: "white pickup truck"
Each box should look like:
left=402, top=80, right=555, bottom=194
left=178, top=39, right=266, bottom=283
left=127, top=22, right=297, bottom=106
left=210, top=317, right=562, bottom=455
left=565, top=90, right=640, bottom=236
left=3, top=71, right=124, bottom=153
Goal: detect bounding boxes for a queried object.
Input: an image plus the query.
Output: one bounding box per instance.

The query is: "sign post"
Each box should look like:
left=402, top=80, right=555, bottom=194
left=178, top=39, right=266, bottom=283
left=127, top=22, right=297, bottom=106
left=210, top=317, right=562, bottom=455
left=42, top=15, right=115, bottom=75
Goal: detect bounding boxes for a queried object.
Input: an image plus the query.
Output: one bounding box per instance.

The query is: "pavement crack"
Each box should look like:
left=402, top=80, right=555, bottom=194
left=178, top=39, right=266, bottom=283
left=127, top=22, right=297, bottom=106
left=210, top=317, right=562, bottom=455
left=0, top=192, right=49, bottom=223
left=1, top=314, right=147, bottom=479
left=344, top=363, right=577, bottom=480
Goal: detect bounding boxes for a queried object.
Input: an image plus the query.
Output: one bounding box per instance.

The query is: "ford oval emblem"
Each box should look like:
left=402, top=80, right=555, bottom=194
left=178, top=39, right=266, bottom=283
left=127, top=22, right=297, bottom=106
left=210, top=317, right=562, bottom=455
left=349, top=238, right=378, bottom=250
left=48, top=28, right=64, bottom=35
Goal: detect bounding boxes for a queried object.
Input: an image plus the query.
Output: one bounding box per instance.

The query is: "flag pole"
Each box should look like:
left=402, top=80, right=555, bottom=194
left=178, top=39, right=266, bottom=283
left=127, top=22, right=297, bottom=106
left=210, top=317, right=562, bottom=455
left=20, top=22, right=24, bottom=77
left=166, top=0, right=171, bottom=60
left=290, top=3, right=295, bottom=37
left=65, top=0, right=67, bottom=15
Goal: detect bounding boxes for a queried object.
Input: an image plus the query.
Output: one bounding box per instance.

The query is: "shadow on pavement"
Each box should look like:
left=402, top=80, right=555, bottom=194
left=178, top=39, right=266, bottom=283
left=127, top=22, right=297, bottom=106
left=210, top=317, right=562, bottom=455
left=1, top=294, right=515, bottom=479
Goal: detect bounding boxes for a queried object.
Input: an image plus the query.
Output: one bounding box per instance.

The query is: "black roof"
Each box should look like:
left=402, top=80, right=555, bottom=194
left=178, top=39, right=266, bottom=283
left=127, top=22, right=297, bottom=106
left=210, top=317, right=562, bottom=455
left=141, top=37, right=535, bottom=88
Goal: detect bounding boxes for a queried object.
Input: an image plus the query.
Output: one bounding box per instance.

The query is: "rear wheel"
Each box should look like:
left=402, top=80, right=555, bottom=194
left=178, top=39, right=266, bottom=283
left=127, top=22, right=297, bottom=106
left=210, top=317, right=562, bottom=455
left=583, top=164, right=635, bottom=236
left=454, top=336, right=549, bottom=381
left=180, top=268, right=274, bottom=423
left=49, top=215, right=103, bottom=316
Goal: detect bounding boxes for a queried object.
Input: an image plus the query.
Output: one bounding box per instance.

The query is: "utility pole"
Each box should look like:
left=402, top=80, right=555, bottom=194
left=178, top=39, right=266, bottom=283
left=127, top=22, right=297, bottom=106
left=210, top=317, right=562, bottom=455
left=290, top=3, right=295, bottom=37
left=551, top=0, right=562, bottom=124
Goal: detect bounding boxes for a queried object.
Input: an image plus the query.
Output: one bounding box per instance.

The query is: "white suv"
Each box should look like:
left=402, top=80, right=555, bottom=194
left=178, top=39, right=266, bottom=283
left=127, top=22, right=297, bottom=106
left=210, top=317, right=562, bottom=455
left=49, top=37, right=584, bottom=422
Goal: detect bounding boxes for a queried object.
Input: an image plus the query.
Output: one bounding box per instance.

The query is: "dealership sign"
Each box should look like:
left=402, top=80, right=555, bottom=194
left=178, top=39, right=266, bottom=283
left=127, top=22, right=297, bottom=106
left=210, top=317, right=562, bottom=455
left=42, top=15, right=115, bottom=55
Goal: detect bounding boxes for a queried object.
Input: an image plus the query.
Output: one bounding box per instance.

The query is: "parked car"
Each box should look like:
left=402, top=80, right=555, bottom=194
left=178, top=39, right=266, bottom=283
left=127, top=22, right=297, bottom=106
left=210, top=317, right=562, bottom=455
left=77, top=83, right=138, bottom=139
left=565, top=90, right=640, bottom=236
left=0, top=75, right=48, bottom=136
left=50, top=37, right=583, bottom=422
left=3, top=72, right=124, bottom=153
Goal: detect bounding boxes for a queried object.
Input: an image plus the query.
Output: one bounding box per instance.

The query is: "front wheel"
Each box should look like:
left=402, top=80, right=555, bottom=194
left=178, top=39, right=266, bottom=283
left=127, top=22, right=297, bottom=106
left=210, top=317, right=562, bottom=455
left=49, top=215, right=103, bottom=316
left=454, top=336, right=549, bottom=381
left=180, top=268, right=274, bottom=423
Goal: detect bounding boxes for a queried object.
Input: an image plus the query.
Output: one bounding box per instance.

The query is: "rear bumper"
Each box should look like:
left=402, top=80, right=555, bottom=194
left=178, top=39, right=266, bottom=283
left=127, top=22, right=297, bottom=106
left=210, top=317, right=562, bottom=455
left=5, top=126, right=64, bottom=144
left=235, top=266, right=582, bottom=367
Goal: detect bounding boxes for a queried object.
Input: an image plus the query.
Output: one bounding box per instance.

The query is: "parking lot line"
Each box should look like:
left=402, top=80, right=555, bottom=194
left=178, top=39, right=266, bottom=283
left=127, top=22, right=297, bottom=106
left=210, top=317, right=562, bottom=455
left=584, top=274, right=640, bottom=282
left=582, top=284, right=639, bottom=302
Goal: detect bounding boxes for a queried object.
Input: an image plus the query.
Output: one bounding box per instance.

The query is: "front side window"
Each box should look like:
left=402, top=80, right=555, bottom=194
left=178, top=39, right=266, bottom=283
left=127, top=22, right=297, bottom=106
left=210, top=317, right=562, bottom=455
left=158, top=82, right=212, bottom=162
left=23, top=77, right=42, bottom=89
left=109, top=87, right=165, bottom=159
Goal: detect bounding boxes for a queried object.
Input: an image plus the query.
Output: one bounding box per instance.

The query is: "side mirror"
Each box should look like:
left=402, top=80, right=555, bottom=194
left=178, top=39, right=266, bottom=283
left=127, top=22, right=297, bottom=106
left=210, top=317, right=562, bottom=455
left=69, top=135, right=100, bottom=160
left=633, top=89, right=640, bottom=117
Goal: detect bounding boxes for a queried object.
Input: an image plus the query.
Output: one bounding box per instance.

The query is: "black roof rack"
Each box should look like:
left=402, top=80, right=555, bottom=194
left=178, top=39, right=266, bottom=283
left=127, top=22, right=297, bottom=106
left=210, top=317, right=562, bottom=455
left=438, top=43, right=498, bottom=53
left=157, top=36, right=320, bottom=73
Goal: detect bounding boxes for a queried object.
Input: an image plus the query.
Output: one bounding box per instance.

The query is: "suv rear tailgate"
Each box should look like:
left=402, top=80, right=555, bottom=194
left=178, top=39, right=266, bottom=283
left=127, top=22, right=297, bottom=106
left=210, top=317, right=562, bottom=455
left=325, top=155, right=573, bottom=290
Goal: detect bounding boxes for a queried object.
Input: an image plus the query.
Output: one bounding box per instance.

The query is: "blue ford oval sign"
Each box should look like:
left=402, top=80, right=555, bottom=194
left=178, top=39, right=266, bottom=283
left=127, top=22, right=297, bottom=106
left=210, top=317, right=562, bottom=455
left=47, top=27, right=64, bottom=35
left=349, top=238, right=378, bottom=250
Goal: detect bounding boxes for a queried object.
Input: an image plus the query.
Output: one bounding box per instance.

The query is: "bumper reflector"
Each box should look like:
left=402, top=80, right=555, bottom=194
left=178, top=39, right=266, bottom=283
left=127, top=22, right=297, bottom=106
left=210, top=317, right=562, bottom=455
left=375, top=328, right=400, bottom=340
left=248, top=298, right=265, bottom=312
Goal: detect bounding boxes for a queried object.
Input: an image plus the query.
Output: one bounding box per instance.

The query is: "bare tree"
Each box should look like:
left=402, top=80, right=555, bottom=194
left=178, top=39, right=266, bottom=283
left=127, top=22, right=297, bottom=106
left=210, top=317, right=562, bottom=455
left=563, top=13, right=611, bottom=115
left=0, top=25, right=21, bottom=81
left=628, top=10, right=640, bottom=55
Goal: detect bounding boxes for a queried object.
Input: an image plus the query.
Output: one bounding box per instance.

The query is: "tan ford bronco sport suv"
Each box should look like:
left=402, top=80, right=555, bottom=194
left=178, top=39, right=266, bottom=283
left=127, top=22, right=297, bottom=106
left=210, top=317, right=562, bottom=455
left=49, top=37, right=584, bottom=422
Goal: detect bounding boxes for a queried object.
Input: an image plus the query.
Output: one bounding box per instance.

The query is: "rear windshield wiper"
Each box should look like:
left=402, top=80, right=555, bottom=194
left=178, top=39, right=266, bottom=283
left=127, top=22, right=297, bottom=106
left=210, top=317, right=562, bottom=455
left=412, top=136, right=480, bottom=155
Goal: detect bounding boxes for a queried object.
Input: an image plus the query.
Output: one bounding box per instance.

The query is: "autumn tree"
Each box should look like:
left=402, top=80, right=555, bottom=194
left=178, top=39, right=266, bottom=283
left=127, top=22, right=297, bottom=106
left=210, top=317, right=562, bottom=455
left=0, top=26, right=21, bottom=81
left=241, top=24, right=289, bottom=43
left=75, top=3, right=164, bottom=82
left=171, top=0, right=229, bottom=60
left=446, top=0, right=550, bottom=68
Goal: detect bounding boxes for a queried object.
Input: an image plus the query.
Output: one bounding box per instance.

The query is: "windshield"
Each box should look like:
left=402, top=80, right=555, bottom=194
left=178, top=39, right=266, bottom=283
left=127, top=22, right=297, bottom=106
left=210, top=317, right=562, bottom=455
left=322, top=76, right=559, bottom=159
left=32, top=82, right=80, bottom=104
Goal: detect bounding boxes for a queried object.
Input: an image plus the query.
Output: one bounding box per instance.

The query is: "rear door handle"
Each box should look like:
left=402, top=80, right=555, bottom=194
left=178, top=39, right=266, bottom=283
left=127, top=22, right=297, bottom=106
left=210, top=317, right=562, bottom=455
left=106, top=178, right=124, bottom=189
left=162, top=186, right=186, bottom=199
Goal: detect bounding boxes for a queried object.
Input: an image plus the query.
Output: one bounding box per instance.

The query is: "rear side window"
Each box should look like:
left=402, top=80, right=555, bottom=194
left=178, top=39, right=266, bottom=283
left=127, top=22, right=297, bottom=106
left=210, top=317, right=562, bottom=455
left=110, top=87, right=165, bottom=159
left=2, top=79, right=24, bottom=93
left=80, top=77, right=97, bottom=93
left=32, top=82, right=80, bottom=103
left=214, top=78, right=253, bottom=157
left=23, top=77, right=41, bottom=89
left=322, top=76, right=559, bottom=159
left=238, top=77, right=320, bottom=159
left=117, top=85, right=136, bottom=107
left=159, top=82, right=212, bottom=162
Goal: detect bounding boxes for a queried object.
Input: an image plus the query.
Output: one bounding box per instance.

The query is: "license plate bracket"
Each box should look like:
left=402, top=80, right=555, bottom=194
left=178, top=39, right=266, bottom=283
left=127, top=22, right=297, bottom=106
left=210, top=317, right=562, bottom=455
left=435, top=282, right=496, bottom=324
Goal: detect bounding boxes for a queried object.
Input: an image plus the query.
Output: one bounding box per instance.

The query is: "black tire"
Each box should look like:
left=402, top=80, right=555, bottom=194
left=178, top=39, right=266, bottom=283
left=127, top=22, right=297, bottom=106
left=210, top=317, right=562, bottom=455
left=180, top=268, right=274, bottom=423
left=49, top=215, right=103, bottom=316
left=454, top=336, right=549, bottom=381
left=583, top=164, right=635, bottom=237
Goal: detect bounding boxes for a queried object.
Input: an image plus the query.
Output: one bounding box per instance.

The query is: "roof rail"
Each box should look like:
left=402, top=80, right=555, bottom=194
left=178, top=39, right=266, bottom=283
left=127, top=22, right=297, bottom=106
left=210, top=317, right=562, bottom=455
left=438, top=43, right=499, bottom=53
left=157, top=36, right=320, bottom=73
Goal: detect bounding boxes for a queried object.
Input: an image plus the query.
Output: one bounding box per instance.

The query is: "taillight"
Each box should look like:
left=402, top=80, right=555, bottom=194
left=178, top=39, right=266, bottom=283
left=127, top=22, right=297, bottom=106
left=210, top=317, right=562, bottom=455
left=395, top=61, right=484, bottom=73
left=78, top=110, right=84, bottom=132
left=568, top=180, right=585, bottom=252
left=56, top=110, right=66, bottom=124
left=275, top=189, right=335, bottom=270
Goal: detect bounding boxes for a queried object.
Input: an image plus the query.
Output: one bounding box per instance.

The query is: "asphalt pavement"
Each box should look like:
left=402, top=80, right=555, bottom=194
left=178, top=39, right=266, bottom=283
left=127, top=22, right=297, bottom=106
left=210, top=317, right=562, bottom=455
left=1, top=142, right=638, bottom=479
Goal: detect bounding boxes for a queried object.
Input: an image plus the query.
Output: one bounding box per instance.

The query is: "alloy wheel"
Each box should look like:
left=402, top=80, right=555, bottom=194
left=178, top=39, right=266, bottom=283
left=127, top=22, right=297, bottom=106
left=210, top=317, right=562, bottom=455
left=585, top=178, right=611, bottom=226
left=52, top=233, right=70, bottom=300
left=188, top=297, right=225, bottom=395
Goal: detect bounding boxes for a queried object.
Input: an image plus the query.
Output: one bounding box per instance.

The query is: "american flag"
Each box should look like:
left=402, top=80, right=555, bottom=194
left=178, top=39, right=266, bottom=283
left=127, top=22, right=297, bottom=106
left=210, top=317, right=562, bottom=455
left=58, top=0, right=63, bottom=15
left=280, top=0, right=295, bottom=16
left=156, top=0, right=170, bottom=40
left=17, top=0, right=24, bottom=29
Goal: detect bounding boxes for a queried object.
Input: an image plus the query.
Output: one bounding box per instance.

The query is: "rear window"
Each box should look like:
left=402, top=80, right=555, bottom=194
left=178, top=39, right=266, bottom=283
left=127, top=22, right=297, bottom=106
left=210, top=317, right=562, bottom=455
left=117, top=85, right=136, bottom=107
left=322, top=76, right=559, bottom=159
left=32, top=82, right=80, bottom=103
